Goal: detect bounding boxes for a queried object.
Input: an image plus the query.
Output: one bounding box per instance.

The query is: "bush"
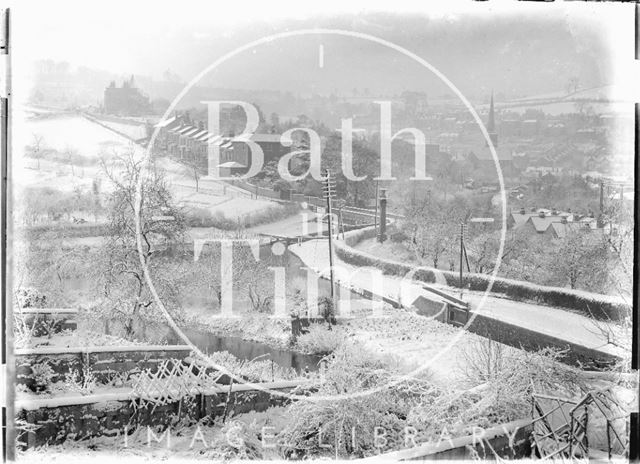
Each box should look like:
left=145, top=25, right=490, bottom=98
left=30, top=362, right=55, bottom=392
left=14, top=287, right=47, bottom=309
left=207, top=350, right=299, bottom=382
left=64, top=365, right=97, bottom=395
left=295, top=324, right=343, bottom=355
left=281, top=342, right=441, bottom=458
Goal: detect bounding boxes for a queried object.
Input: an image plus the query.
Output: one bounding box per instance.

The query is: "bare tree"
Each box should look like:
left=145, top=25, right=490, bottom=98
left=550, top=228, right=608, bottom=290
left=96, top=150, right=186, bottom=340
left=63, top=146, right=79, bottom=176
left=27, top=133, right=45, bottom=170
left=183, top=155, right=202, bottom=192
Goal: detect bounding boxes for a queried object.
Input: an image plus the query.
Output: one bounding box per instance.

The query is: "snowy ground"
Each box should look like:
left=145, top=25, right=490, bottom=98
left=340, top=306, right=518, bottom=386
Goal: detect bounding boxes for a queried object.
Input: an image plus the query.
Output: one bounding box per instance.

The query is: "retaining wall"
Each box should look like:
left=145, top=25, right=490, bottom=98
left=16, top=309, right=78, bottom=336
left=16, top=381, right=303, bottom=449
left=466, top=313, right=620, bottom=369
left=16, top=345, right=192, bottom=389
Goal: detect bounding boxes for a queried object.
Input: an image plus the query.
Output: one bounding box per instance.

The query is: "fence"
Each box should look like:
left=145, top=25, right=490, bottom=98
left=530, top=388, right=629, bottom=459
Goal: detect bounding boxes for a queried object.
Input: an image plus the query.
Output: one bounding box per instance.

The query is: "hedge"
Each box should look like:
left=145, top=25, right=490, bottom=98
left=335, top=226, right=630, bottom=321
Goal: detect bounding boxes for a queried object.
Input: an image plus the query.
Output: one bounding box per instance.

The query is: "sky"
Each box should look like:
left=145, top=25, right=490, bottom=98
left=9, top=0, right=638, bottom=102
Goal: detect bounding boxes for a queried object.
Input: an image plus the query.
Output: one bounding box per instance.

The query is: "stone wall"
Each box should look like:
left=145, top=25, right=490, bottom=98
left=16, top=382, right=302, bottom=449
left=16, top=346, right=193, bottom=390
left=466, top=313, right=619, bottom=369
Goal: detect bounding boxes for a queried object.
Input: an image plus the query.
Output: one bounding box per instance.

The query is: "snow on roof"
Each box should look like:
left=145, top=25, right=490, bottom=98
left=522, top=210, right=573, bottom=233
left=550, top=222, right=583, bottom=239
left=182, top=127, right=200, bottom=137
left=154, top=116, right=177, bottom=128
left=207, top=135, right=224, bottom=144
left=233, top=133, right=282, bottom=143
left=177, top=125, right=196, bottom=134
left=528, top=215, right=555, bottom=233
left=191, top=129, right=208, bottom=140
left=218, top=161, right=247, bottom=168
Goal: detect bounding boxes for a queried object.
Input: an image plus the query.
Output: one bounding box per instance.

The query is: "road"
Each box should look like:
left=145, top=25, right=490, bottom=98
left=289, top=238, right=624, bottom=359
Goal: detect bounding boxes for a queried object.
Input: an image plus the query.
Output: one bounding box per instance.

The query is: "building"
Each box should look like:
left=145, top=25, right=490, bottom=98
left=508, top=207, right=574, bottom=230
left=467, top=93, right=514, bottom=178
left=154, top=111, right=292, bottom=177
left=217, top=133, right=291, bottom=177
left=103, top=76, right=151, bottom=116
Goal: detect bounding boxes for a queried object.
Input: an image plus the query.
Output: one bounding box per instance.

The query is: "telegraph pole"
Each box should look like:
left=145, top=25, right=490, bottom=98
left=459, top=222, right=465, bottom=295
left=322, top=169, right=336, bottom=308
left=373, top=178, right=379, bottom=232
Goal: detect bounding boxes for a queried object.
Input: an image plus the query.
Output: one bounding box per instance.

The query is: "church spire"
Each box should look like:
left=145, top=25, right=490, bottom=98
left=486, top=91, right=498, bottom=148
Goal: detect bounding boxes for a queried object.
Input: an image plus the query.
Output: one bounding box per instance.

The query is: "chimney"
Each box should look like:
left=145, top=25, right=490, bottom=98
left=561, top=216, right=568, bottom=224
left=538, top=211, right=546, bottom=218
left=552, top=208, right=558, bottom=215
left=519, top=207, right=526, bottom=215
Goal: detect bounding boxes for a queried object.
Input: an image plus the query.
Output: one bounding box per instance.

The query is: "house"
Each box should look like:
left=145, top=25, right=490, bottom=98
left=508, top=208, right=573, bottom=230
left=103, top=76, right=151, bottom=116
left=215, top=133, right=291, bottom=176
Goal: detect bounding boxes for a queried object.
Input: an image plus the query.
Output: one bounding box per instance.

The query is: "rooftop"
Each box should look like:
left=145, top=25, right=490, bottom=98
left=233, top=133, right=283, bottom=143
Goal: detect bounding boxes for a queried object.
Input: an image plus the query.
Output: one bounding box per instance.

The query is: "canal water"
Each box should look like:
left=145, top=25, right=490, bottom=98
left=164, top=327, right=324, bottom=372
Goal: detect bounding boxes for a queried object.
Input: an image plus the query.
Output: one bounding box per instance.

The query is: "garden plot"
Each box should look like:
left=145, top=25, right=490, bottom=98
left=339, top=307, right=519, bottom=386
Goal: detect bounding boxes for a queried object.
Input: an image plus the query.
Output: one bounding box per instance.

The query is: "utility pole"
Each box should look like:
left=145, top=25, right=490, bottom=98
left=373, top=178, right=379, bottom=232
left=378, top=188, right=388, bottom=243
left=459, top=222, right=465, bottom=296
left=322, top=169, right=336, bottom=310
left=598, top=180, right=604, bottom=228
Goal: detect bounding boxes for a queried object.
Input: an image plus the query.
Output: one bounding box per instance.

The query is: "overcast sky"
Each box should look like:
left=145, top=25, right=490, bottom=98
left=10, top=0, right=637, bottom=101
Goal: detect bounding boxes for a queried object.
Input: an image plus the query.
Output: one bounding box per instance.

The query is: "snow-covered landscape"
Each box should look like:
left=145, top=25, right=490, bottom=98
left=5, top=2, right=638, bottom=461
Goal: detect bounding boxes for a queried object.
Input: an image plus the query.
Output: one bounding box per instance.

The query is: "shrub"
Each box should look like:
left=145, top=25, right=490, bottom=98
left=64, top=365, right=97, bottom=395
left=14, top=287, right=47, bottom=309
left=30, top=362, right=55, bottom=392
left=295, top=324, right=343, bottom=355
left=207, top=351, right=299, bottom=382
left=280, top=342, right=435, bottom=458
